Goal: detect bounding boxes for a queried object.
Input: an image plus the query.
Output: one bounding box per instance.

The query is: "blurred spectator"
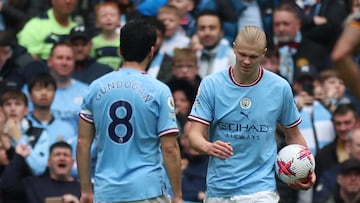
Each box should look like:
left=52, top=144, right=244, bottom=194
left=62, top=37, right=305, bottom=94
left=133, top=0, right=168, bottom=16
left=314, top=127, right=360, bottom=202
left=157, top=5, right=190, bottom=57
left=0, top=141, right=80, bottom=203
left=0, top=0, right=49, bottom=42
left=261, top=48, right=280, bottom=74
left=297, top=0, right=350, bottom=53
left=293, top=64, right=335, bottom=156
left=22, top=42, right=88, bottom=133
left=0, top=89, right=50, bottom=176
left=334, top=159, right=360, bottom=203
left=90, top=1, right=122, bottom=70
left=331, top=10, right=360, bottom=101
left=169, top=0, right=196, bottom=37
left=315, top=104, right=359, bottom=188
left=26, top=72, right=75, bottom=144
left=16, top=0, right=79, bottom=60
left=180, top=121, right=208, bottom=203
left=273, top=2, right=329, bottom=84
left=201, top=0, right=280, bottom=44
left=171, top=47, right=201, bottom=88
left=292, top=62, right=335, bottom=203
left=195, top=10, right=235, bottom=78
left=69, top=25, right=113, bottom=84
left=318, top=69, right=352, bottom=113
left=167, top=78, right=197, bottom=119
left=146, top=17, right=171, bottom=81
left=0, top=36, right=33, bottom=95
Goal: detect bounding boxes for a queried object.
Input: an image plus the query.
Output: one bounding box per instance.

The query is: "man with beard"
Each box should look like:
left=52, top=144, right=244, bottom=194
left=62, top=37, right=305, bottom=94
left=194, top=10, right=235, bottom=78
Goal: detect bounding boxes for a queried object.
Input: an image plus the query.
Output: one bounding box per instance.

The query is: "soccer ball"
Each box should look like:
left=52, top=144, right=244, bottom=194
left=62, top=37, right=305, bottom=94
left=275, top=144, right=315, bottom=184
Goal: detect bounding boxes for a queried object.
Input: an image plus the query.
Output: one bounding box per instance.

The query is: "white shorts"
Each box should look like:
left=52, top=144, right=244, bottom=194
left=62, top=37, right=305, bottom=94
left=204, top=191, right=280, bottom=203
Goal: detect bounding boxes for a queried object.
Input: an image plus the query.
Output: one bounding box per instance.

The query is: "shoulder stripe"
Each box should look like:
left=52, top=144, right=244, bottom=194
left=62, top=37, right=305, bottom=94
left=283, top=117, right=302, bottom=128
left=188, top=115, right=211, bottom=126
left=159, top=128, right=179, bottom=137
left=79, top=113, right=94, bottom=123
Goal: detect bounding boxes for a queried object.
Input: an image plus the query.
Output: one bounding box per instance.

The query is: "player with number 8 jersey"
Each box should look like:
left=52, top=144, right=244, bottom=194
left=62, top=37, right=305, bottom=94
left=76, top=21, right=183, bottom=203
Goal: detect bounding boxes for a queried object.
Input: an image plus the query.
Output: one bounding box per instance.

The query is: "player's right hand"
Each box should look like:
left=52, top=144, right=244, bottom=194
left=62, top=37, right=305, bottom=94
left=80, top=193, right=93, bottom=203
left=207, top=141, right=233, bottom=160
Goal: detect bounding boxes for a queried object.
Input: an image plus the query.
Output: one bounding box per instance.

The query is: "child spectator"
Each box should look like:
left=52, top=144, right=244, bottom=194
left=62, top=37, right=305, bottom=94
left=319, top=69, right=352, bottom=113
left=171, top=47, right=201, bottom=88
left=261, top=48, right=280, bottom=74
left=169, top=0, right=196, bottom=37
left=157, top=5, right=190, bottom=57
left=91, top=1, right=122, bottom=70
left=0, top=89, right=50, bottom=176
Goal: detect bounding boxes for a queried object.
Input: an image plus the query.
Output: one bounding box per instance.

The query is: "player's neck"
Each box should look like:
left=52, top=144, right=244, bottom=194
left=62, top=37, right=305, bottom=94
left=122, top=61, right=146, bottom=71
left=231, top=66, right=260, bottom=85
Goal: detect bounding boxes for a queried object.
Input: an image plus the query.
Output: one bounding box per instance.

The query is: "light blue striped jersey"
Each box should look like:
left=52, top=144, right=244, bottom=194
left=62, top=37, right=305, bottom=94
left=79, top=67, right=179, bottom=202
left=188, top=67, right=301, bottom=197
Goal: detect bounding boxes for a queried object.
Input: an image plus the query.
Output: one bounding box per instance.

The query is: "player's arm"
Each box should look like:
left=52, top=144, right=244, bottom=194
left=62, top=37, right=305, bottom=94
left=331, top=19, right=360, bottom=100
left=76, top=118, right=95, bottom=203
left=332, top=21, right=360, bottom=61
left=283, top=126, right=307, bottom=147
left=188, top=121, right=232, bottom=160
left=284, top=126, right=316, bottom=190
left=160, top=133, right=183, bottom=203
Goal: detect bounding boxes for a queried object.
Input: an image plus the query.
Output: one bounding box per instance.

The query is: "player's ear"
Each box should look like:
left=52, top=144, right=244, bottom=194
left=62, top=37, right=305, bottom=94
left=148, top=46, right=155, bottom=60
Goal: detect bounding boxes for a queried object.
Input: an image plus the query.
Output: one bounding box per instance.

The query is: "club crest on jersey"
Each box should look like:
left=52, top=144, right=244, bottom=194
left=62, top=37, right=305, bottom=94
left=240, top=97, right=252, bottom=109
left=167, top=97, right=175, bottom=110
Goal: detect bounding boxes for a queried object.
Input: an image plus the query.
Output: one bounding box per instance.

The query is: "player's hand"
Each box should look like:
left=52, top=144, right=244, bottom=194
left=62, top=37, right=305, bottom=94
left=172, top=196, right=183, bottom=203
left=288, top=171, right=316, bottom=190
left=62, top=194, right=80, bottom=203
left=79, top=193, right=93, bottom=203
left=207, top=141, right=233, bottom=160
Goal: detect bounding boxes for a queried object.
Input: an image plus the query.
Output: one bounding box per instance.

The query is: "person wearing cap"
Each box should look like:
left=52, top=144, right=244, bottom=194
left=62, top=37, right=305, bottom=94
left=316, top=158, right=360, bottom=203
left=69, top=25, right=113, bottom=85
left=314, top=105, right=360, bottom=202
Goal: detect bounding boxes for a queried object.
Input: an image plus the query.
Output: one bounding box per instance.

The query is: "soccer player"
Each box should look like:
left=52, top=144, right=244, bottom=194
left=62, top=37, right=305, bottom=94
left=187, top=26, right=316, bottom=203
left=76, top=21, right=183, bottom=203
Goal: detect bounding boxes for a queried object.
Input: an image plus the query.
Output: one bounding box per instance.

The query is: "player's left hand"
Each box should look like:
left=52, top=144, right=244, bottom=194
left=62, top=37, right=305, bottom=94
left=288, top=171, right=316, bottom=190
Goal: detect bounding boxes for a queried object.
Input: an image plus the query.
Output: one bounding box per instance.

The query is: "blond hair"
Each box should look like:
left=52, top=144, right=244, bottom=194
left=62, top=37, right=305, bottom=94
left=235, top=26, right=267, bottom=49
left=158, top=5, right=181, bottom=19
left=173, top=48, right=197, bottom=63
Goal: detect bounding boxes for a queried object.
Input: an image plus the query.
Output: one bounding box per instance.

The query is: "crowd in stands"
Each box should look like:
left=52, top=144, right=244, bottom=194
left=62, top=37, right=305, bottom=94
left=0, top=0, right=360, bottom=202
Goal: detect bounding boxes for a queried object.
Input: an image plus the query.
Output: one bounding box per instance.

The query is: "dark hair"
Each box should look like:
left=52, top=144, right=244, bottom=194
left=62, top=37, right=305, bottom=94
left=333, top=103, right=358, bottom=119
left=195, top=10, right=223, bottom=28
left=49, top=141, right=72, bottom=154
left=120, top=20, right=156, bottom=62
left=0, top=89, right=28, bottom=106
left=167, top=78, right=197, bottom=105
left=145, top=16, right=165, bottom=36
left=28, top=72, right=57, bottom=93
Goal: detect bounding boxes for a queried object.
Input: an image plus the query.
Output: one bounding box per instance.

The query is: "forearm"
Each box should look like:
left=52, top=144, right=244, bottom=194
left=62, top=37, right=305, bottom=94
left=333, top=56, right=360, bottom=100
left=77, top=137, right=93, bottom=193
left=77, top=119, right=95, bottom=194
left=285, top=127, right=307, bottom=147
left=161, top=136, right=182, bottom=200
left=188, top=131, right=211, bottom=155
